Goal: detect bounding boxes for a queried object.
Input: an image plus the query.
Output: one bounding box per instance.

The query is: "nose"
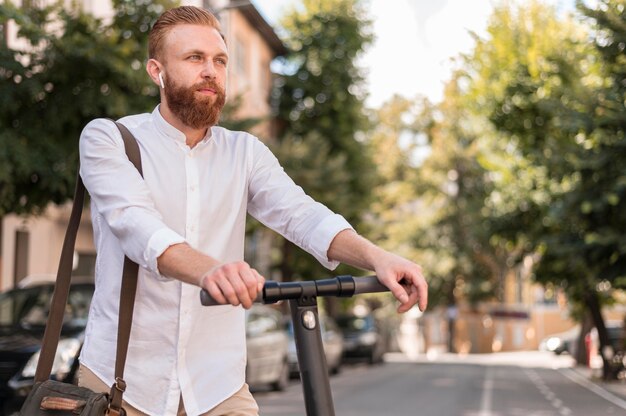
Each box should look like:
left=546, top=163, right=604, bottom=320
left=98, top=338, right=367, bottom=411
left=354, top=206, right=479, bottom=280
left=201, top=60, right=217, bottom=79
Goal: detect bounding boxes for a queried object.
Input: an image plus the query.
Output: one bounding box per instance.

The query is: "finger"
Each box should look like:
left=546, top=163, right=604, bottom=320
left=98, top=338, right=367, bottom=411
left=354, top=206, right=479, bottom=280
left=205, top=279, right=228, bottom=305
left=216, top=273, right=241, bottom=306
left=406, top=270, right=428, bottom=312
left=252, top=269, right=265, bottom=295
left=381, top=276, right=410, bottom=306
left=418, top=276, right=428, bottom=311
left=225, top=268, right=253, bottom=309
left=407, top=268, right=428, bottom=312
left=397, top=285, right=419, bottom=313
left=238, top=266, right=259, bottom=306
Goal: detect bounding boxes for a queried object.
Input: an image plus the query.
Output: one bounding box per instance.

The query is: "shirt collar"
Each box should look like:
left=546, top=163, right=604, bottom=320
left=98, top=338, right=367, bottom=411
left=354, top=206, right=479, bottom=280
left=152, top=105, right=214, bottom=147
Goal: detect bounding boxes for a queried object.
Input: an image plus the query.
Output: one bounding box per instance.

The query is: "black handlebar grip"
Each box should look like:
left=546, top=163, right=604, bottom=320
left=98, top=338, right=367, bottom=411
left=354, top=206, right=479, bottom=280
left=352, top=275, right=389, bottom=295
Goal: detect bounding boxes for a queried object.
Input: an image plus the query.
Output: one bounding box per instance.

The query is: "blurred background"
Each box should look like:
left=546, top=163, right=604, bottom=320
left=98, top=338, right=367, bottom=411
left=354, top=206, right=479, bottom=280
left=0, top=0, right=625, bottom=414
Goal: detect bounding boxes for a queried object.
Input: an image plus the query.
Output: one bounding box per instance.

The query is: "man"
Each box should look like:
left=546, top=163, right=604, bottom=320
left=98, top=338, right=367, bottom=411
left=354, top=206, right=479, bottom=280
left=78, top=5, right=427, bottom=416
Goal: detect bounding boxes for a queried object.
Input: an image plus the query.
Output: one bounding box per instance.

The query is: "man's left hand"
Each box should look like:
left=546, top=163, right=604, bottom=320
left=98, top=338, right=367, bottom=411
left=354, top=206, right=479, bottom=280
left=373, top=253, right=428, bottom=313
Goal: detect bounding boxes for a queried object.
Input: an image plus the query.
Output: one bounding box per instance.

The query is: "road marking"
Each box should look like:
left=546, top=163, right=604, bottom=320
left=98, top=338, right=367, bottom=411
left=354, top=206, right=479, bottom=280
left=525, top=368, right=573, bottom=415
left=559, top=368, right=626, bottom=410
left=479, top=367, right=494, bottom=416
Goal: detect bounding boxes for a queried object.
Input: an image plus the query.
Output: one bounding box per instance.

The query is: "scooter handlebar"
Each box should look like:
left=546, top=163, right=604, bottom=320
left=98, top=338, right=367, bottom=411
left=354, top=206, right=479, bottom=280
left=352, top=275, right=390, bottom=295
left=200, top=275, right=388, bottom=306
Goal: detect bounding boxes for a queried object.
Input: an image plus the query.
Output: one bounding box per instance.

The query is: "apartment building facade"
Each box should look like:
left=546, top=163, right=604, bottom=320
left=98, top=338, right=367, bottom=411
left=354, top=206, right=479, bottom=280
left=0, top=0, right=286, bottom=290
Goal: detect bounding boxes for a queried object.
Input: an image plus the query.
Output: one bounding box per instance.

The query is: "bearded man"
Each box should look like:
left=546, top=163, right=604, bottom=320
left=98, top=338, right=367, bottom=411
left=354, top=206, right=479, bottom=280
left=78, top=6, right=427, bottom=416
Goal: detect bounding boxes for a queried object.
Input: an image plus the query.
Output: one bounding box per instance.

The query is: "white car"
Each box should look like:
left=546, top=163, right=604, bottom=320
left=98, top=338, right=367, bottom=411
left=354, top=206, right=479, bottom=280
left=245, top=305, right=290, bottom=391
left=539, top=326, right=580, bottom=355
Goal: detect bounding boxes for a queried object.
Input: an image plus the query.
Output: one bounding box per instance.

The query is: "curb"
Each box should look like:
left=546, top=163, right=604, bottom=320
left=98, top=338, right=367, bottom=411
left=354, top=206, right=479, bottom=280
left=570, top=365, right=626, bottom=403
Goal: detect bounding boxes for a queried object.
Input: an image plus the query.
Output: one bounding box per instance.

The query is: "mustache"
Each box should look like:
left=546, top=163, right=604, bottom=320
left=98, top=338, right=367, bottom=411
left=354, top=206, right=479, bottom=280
left=193, top=80, right=225, bottom=95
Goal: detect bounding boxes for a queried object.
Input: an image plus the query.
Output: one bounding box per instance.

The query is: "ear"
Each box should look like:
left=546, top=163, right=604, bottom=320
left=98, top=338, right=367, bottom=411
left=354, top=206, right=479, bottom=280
left=146, top=59, right=163, bottom=88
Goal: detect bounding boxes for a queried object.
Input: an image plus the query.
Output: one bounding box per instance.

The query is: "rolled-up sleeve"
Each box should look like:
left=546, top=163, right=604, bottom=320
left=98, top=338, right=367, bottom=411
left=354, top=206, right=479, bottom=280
left=79, top=118, right=186, bottom=273
left=246, top=139, right=353, bottom=270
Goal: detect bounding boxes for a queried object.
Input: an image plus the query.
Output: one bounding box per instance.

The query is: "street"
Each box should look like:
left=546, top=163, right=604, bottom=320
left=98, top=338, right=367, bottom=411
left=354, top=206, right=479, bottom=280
left=253, top=351, right=626, bottom=416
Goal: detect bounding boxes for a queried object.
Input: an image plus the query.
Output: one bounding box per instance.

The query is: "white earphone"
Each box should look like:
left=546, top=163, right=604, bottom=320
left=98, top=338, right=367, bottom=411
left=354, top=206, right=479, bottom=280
left=158, top=72, right=165, bottom=89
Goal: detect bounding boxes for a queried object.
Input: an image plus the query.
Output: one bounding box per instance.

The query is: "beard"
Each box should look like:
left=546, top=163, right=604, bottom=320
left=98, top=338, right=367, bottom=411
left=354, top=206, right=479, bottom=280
left=164, top=77, right=226, bottom=129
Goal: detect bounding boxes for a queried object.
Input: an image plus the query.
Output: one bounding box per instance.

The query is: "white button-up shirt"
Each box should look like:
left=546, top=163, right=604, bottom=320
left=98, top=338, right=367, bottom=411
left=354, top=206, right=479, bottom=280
left=78, top=106, right=352, bottom=415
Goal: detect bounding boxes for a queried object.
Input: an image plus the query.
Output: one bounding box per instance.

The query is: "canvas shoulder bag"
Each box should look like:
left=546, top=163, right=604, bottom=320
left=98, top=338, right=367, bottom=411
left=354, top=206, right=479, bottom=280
left=19, top=120, right=143, bottom=416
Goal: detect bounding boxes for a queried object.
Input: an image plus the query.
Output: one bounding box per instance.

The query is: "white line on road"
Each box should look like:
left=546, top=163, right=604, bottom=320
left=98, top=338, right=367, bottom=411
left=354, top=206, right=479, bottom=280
left=479, top=366, right=494, bottom=416
left=525, top=368, right=573, bottom=415
left=559, top=368, right=626, bottom=411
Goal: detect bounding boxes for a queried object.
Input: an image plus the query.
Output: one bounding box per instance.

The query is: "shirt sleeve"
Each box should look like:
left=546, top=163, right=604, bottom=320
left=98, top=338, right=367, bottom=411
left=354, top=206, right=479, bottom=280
left=79, top=118, right=186, bottom=273
left=246, top=138, right=353, bottom=270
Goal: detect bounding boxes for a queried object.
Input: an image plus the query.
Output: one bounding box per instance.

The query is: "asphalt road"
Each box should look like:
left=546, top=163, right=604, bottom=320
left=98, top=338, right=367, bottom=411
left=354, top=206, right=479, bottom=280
left=253, top=351, right=626, bottom=416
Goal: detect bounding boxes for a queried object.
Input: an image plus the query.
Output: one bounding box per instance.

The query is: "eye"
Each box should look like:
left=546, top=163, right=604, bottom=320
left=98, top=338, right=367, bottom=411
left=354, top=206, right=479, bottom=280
left=188, top=54, right=202, bottom=61
left=216, top=57, right=228, bottom=67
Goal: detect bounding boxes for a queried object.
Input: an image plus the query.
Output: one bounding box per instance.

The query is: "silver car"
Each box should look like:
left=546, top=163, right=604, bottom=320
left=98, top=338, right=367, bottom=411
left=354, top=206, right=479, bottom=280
left=245, top=305, right=290, bottom=391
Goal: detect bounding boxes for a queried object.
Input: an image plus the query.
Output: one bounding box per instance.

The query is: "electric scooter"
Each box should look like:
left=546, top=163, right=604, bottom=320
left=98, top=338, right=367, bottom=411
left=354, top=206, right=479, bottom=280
left=200, top=275, right=390, bottom=416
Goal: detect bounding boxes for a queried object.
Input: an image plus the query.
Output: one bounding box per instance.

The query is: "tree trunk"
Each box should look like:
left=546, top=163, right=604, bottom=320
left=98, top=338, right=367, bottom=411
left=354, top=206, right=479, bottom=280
left=446, top=283, right=457, bottom=353
left=585, top=290, right=614, bottom=380
left=575, top=313, right=594, bottom=366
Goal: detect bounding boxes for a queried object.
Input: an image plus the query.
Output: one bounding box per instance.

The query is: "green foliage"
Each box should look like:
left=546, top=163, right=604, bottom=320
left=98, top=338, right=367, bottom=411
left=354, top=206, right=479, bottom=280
left=269, top=132, right=356, bottom=281
left=270, top=0, right=376, bottom=280
left=415, top=0, right=626, bottom=316
left=476, top=1, right=626, bottom=295
left=0, top=0, right=177, bottom=216
left=366, top=95, right=430, bottom=258
left=416, top=77, right=506, bottom=307
left=273, top=0, right=375, bottom=219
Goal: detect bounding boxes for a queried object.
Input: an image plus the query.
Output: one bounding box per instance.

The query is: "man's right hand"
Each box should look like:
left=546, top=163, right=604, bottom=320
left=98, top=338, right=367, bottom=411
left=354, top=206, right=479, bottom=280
left=200, top=261, right=265, bottom=309
left=157, top=243, right=264, bottom=309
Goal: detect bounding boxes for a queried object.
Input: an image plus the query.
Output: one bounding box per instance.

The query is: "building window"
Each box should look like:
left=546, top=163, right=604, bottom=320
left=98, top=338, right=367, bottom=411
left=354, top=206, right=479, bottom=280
left=14, top=230, right=29, bottom=285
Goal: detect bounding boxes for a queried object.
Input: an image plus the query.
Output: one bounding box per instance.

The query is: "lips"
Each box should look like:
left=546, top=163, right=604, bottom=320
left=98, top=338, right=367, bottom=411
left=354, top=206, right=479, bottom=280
left=197, top=87, right=216, bottom=95
left=195, top=81, right=221, bottom=96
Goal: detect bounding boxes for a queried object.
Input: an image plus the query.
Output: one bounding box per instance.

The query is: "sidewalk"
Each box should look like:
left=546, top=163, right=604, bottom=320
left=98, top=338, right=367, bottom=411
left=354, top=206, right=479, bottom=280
left=570, top=364, right=626, bottom=402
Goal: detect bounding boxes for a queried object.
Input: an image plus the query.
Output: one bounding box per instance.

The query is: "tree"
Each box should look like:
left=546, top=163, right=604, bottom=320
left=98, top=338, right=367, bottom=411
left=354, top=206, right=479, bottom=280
left=366, top=95, right=430, bottom=258
left=463, top=0, right=626, bottom=378
left=270, top=0, right=376, bottom=282
left=0, top=0, right=177, bottom=217
left=0, top=0, right=177, bottom=280
left=361, top=95, right=432, bottom=314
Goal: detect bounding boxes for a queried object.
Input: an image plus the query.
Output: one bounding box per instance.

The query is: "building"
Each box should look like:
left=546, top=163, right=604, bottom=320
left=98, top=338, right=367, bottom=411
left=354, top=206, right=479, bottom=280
left=0, top=0, right=286, bottom=290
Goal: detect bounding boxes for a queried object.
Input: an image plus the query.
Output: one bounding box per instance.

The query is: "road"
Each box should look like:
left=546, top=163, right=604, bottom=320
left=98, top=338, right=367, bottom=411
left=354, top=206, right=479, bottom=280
left=253, top=351, right=626, bottom=416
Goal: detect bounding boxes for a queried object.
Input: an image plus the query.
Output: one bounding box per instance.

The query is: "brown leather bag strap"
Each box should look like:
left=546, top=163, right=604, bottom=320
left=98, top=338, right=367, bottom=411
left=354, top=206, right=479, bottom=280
left=34, top=120, right=143, bottom=413
left=108, top=120, right=143, bottom=413
left=34, top=170, right=86, bottom=382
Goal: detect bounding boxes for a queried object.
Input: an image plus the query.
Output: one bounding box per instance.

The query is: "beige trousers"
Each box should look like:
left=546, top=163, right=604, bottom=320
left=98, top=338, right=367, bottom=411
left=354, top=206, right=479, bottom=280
left=77, top=364, right=259, bottom=416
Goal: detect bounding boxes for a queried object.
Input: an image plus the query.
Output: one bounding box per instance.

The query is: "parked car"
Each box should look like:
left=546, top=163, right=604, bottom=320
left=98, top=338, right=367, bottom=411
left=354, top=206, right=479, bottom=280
left=0, top=277, right=93, bottom=413
left=245, top=304, right=290, bottom=391
left=287, top=314, right=344, bottom=377
left=336, top=313, right=386, bottom=364
left=538, top=325, right=580, bottom=356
